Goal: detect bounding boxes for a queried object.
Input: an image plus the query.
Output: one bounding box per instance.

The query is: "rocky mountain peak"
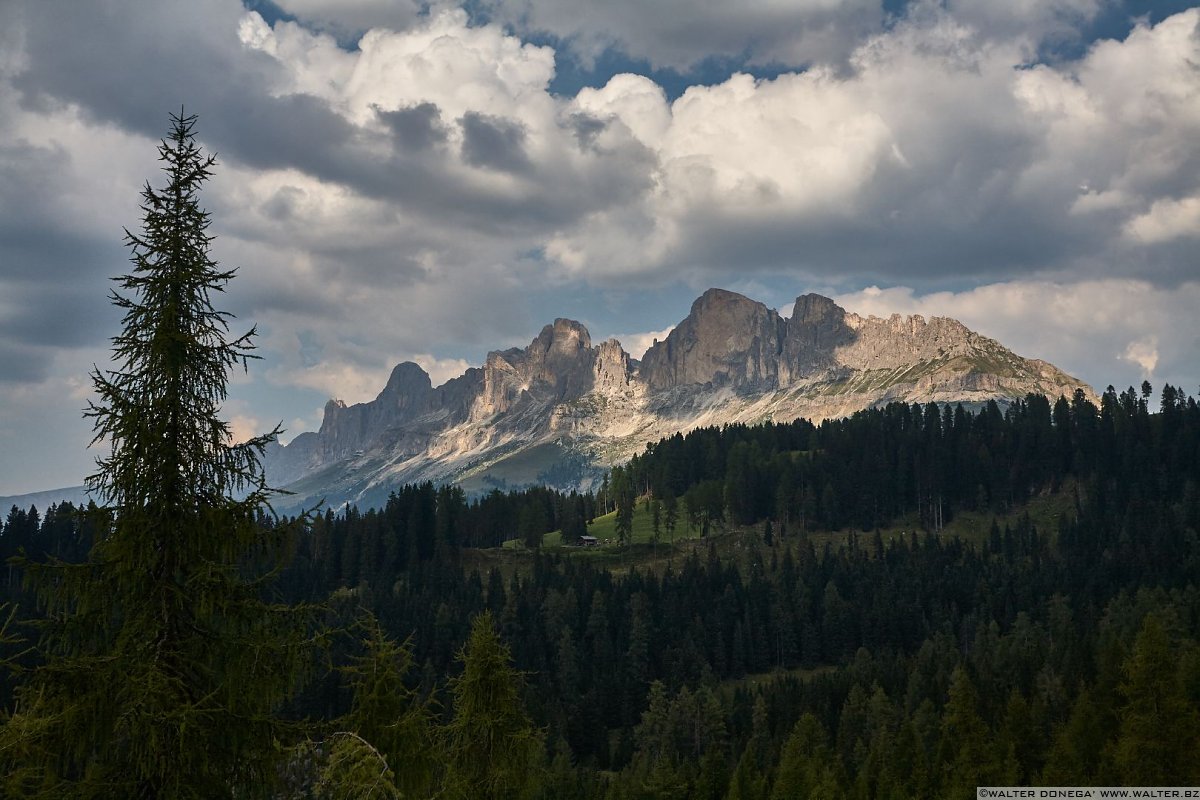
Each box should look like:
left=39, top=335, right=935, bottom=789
left=264, top=287, right=1096, bottom=509
left=475, top=317, right=601, bottom=417
left=594, top=338, right=633, bottom=392
left=381, top=361, right=433, bottom=400
left=790, top=292, right=843, bottom=325
left=533, top=318, right=592, bottom=355
left=641, top=288, right=785, bottom=390
left=782, top=294, right=855, bottom=380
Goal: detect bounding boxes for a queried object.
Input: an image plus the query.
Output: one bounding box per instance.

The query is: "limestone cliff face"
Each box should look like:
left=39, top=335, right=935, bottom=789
left=263, top=288, right=1096, bottom=509
left=781, top=293, right=855, bottom=381
left=317, top=361, right=433, bottom=460
left=641, top=289, right=787, bottom=390
left=593, top=339, right=634, bottom=395
left=472, top=318, right=597, bottom=419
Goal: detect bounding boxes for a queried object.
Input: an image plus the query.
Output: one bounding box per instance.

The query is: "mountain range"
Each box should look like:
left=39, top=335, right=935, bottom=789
left=261, top=289, right=1095, bottom=512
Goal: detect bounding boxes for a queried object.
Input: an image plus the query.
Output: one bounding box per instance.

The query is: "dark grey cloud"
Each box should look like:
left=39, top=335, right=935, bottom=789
left=4, top=0, right=1200, bottom=497
left=483, top=0, right=885, bottom=71
left=567, top=112, right=607, bottom=150
left=460, top=112, right=532, bottom=173
left=377, top=102, right=449, bottom=151
left=0, top=280, right=117, bottom=348
left=0, top=343, right=52, bottom=384
left=3, top=0, right=659, bottom=287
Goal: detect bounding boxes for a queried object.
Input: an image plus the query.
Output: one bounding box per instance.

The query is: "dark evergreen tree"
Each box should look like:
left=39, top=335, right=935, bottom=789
left=613, top=466, right=635, bottom=546
left=444, top=611, right=543, bottom=799
left=0, top=112, right=318, bottom=799
left=315, top=615, right=439, bottom=799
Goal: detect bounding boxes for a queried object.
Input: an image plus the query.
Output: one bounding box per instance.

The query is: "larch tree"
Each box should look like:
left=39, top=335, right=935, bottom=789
left=443, top=611, right=543, bottom=800
left=313, top=614, right=440, bottom=800
left=1110, top=614, right=1200, bottom=785
left=612, top=466, right=634, bottom=546
left=0, top=111, right=319, bottom=799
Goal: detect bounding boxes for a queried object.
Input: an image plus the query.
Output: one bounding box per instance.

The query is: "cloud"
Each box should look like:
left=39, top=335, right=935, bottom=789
left=377, top=102, right=449, bottom=151
left=409, top=354, right=474, bottom=387
left=484, top=0, right=1119, bottom=72
left=609, top=327, right=675, bottom=361
left=2, top=0, right=1200, bottom=492
left=484, top=0, right=885, bottom=71
left=460, top=112, right=532, bottom=173
left=831, top=279, right=1200, bottom=396
left=540, top=8, right=1200, bottom=286
left=1122, top=337, right=1159, bottom=378
left=269, top=0, right=422, bottom=42
left=1123, top=196, right=1200, bottom=244
left=226, top=412, right=265, bottom=444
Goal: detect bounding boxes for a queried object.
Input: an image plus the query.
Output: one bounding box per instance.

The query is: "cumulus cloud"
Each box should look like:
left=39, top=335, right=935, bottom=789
left=547, top=8, right=1200, bottom=284
left=270, top=0, right=423, bottom=42
left=411, top=355, right=475, bottom=387
left=226, top=412, right=265, bottom=444
left=1122, top=337, right=1159, bottom=378
left=1124, top=196, right=1200, bottom=243
left=832, top=280, right=1200, bottom=396
left=484, top=0, right=1115, bottom=72
left=3, top=0, right=1200, bottom=491
left=609, top=327, right=675, bottom=361
left=484, top=0, right=885, bottom=71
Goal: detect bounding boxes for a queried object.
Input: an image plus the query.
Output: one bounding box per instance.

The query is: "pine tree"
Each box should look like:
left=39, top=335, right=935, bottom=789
left=1, top=111, right=319, bottom=799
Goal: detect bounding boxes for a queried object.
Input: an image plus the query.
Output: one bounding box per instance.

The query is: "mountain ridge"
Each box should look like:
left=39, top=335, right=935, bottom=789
left=263, top=289, right=1095, bottom=510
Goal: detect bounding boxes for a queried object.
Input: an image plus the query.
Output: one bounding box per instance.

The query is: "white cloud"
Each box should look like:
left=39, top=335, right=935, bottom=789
left=946, top=0, right=1105, bottom=50
left=541, top=8, right=1200, bottom=284
left=272, top=359, right=392, bottom=406
left=832, top=280, right=1200, bottom=394
left=1123, top=195, right=1200, bottom=244
left=337, top=9, right=557, bottom=125
left=1122, top=337, right=1159, bottom=378
left=609, top=327, right=674, bottom=361
left=409, top=354, right=474, bottom=387
left=483, top=0, right=1115, bottom=72
left=4, top=0, right=1200, bottom=492
left=573, top=74, right=671, bottom=148
left=239, top=13, right=357, bottom=100
left=226, top=413, right=265, bottom=444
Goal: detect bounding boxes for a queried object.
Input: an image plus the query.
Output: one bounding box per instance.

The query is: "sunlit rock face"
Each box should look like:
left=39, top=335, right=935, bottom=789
left=263, top=289, right=1095, bottom=510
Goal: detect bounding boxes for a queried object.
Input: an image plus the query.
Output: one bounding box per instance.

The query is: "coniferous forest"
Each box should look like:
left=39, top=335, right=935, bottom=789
left=1, top=115, right=1198, bottom=798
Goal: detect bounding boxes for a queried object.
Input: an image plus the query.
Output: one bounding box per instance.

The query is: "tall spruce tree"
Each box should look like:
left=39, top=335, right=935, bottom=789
left=0, top=111, right=318, bottom=799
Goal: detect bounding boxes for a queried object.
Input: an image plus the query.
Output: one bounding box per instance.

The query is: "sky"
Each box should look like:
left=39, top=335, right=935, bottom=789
left=1, top=0, right=1199, bottom=495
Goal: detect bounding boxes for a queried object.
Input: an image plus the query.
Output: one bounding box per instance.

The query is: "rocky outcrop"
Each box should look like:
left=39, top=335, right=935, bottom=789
left=471, top=318, right=598, bottom=419
left=594, top=338, right=634, bottom=393
left=263, top=289, right=1096, bottom=509
left=641, top=289, right=787, bottom=390
left=781, top=293, right=855, bottom=380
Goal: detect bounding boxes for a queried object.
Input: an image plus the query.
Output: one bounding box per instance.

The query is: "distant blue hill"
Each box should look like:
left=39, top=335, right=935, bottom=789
left=0, top=485, right=93, bottom=512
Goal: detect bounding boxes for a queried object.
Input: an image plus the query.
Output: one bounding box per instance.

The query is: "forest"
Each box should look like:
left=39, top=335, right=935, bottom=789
left=3, top=382, right=1199, bottom=797
left=0, top=113, right=1196, bottom=798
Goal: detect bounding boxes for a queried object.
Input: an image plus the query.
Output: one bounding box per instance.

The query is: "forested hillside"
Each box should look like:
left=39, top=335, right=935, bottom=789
left=4, top=383, right=1199, bottom=797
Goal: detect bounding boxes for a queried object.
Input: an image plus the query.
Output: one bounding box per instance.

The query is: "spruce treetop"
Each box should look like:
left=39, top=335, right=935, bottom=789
left=87, top=109, right=277, bottom=519
left=1, top=110, right=315, bottom=800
